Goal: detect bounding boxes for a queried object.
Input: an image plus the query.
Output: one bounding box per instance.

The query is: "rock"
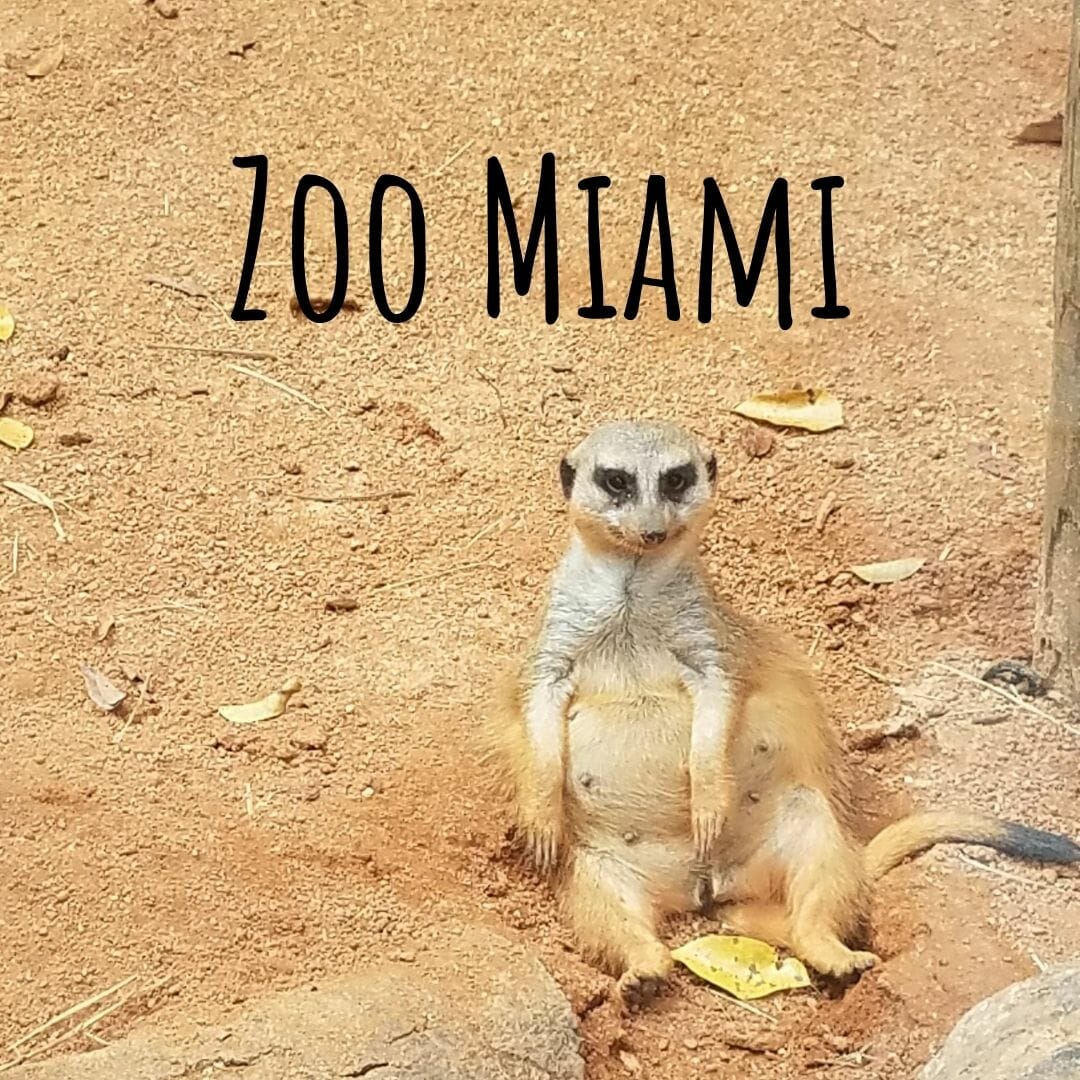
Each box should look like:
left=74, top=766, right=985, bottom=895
left=15, top=374, right=60, bottom=407
left=919, top=964, right=1080, bottom=1080
left=3, top=925, right=584, bottom=1080
left=290, top=722, right=327, bottom=751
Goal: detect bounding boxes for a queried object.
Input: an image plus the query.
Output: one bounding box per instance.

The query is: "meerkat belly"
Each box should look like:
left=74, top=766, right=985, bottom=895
left=565, top=686, right=693, bottom=843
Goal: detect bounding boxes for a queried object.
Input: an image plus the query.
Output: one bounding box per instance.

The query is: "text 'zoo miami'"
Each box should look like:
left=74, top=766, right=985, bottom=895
left=230, top=153, right=849, bottom=331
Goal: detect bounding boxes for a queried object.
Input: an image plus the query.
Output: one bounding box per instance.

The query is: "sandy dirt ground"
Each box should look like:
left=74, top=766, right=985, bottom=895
left=1, top=1, right=1078, bottom=1076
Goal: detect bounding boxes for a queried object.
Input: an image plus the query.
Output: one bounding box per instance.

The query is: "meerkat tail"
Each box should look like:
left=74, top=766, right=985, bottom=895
left=864, top=811, right=1080, bottom=880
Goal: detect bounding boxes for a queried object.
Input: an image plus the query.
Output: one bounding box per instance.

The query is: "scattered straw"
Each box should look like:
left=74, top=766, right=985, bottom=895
left=372, top=560, right=488, bottom=591
left=11, top=533, right=18, bottom=576
left=476, top=369, right=508, bottom=429
left=226, top=362, right=330, bottom=415
left=0, top=974, right=171, bottom=1072
left=813, top=490, right=838, bottom=533
left=423, top=136, right=477, bottom=179
left=119, top=600, right=205, bottom=619
left=956, top=851, right=1037, bottom=889
left=837, top=14, right=897, bottom=49
left=297, top=490, right=413, bottom=504
left=852, top=662, right=899, bottom=686
left=930, top=661, right=1078, bottom=734
left=2, top=480, right=68, bottom=541
left=6, top=976, right=137, bottom=1055
left=147, top=343, right=279, bottom=361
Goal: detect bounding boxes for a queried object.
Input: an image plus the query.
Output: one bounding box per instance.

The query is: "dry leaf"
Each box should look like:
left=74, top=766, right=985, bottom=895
left=0, top=304, right=14, bottom=342
left=2, top=479, right=67, bottom=540
left=218, top=676, right=302, bottom=724
left=850, top=557, right=924, bottom=584
left=1013, top=114, right=1063, bottom=145
left=80, top=664, right=127, bottom=711
left=25, top=42, right=64, bottom=79
left=671, top=934, right=811, bottom=1000
left=0, top=417, right=34, bottom=450
left=740, top=424, right=776, bottom=458
left=145, top=274, right=209, bottom=298
left=732, top=388, right=844, bottom=433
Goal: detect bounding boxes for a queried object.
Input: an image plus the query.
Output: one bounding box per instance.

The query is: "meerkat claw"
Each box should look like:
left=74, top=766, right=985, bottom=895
left=692, top=808, right=726, bottom=860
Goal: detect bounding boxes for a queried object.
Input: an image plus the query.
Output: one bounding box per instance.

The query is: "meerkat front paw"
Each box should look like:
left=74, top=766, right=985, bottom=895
left=690, top=779, right=735, bottom=860
left=519, top=778, right=565, bottom=874
left=523, top=814, right=563, bottom=873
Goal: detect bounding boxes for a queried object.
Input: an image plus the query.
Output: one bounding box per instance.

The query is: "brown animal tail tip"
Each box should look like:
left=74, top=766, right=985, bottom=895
left=995, top=822, right=1080, bottom=863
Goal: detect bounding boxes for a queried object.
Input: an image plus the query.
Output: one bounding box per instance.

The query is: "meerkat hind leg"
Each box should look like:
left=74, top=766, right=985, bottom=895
left=754, top=785, right=879, bottom=978
left=562, top=848, right=673, bottom=1006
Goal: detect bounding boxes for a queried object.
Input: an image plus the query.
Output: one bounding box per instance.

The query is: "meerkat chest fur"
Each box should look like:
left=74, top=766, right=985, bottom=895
left=535, top=534, right=732, bottom=852
left=546, top=535, right=715, bottom=700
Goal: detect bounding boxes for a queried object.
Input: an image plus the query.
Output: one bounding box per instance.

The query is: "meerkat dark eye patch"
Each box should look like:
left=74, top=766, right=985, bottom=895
left=593, top=467, right=637, bottom=500
left=660, top=463, right=697, bottom=502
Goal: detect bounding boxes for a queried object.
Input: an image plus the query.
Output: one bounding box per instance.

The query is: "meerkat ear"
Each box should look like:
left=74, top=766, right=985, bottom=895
left=559, top=458, right=576, bottom=499
left=706, top=452, right=717, bottom=484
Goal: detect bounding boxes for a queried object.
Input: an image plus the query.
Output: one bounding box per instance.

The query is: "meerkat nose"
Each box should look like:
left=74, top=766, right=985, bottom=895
left=642, top=531, right=667, bottom=546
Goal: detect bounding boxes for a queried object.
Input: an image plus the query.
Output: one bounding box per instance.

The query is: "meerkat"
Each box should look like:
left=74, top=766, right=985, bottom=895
left=480, top=419, right=1080, bottom=1004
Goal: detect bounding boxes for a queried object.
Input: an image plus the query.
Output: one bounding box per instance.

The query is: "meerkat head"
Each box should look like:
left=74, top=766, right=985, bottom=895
left=558, top=420, right=717, bottom=556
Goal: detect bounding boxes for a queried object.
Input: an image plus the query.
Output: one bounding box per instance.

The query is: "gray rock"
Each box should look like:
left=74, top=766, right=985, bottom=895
left=4, top=925, right=584, bottom=1080
left=920, top=964, right=1080, bottom=1080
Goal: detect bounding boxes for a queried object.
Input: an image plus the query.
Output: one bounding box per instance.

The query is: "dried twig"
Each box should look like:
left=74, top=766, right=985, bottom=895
left=476, top=369, right=508, bottom=429
left=6, top=976, right=137, bottom=1054
left=837, top=14, right=897, bottom=49
left=119, top=600, right=205, bottom=619
left=423, top=137, right=477, bottom=179
left=296, top=490, right=414, bottom=504
left=372, top=561, right=489, bottom=591
left=956, top=851, right=1037, bottom=889
left=2, top=976, right=171, bottom=1070
left=11, top=533, right=18, bottom=576
left=147, top=343, right=279, bottom=361
left=814, top=490, right=838, bottom=533
left=852, top=662, right=899, bottom=686
left=808, top=624, right=825, bottom=658
left=930, top=661, right=1078, bottom=733
left=226, top=363, right=330, bottom=415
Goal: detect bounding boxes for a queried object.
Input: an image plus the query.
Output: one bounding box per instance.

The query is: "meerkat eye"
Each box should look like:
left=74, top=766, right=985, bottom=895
left=660, top=464, right=697, bottom=501
left=594, top=467, right=635, bottom=499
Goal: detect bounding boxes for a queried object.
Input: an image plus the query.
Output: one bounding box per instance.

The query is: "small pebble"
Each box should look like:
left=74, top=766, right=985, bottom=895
left=154, top=0, right=179, bottom=17
left=830, top=454, right=856, bottom=469
left=16, top=374, right=60, bottom=407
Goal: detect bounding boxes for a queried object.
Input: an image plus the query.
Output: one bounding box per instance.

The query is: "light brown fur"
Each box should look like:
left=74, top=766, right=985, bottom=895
left=478, top=420, right=1080, bottom=1004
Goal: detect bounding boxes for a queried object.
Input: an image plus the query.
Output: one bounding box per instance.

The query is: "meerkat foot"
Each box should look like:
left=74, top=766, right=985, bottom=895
left=792, top=936, right=879, bottom=979
left=691, top=872, right=713, bottom=913
left=616, top=944, right=674, bottom=1011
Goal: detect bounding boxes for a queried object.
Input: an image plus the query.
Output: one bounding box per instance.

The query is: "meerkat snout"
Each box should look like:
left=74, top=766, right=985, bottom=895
left=558, top=420, right=717, bottom=555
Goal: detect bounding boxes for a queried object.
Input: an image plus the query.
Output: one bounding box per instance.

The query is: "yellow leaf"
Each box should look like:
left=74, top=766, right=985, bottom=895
left=671, top=934, right=811, bottom=1000
left=0, top=304, right=14, bottom=341
left=850, top=557, right=924, bottom=584
left=25, top=42, right=64, bottom=79
left=0, top=418, right=34, bottom=450
left=218, top=676, right=302, bottom=724
left=732, top=388, right=844, bottom=433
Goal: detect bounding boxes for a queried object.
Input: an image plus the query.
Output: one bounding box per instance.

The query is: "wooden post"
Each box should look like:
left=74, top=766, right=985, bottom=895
left=1036, top=2, right=1080, bottom=702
